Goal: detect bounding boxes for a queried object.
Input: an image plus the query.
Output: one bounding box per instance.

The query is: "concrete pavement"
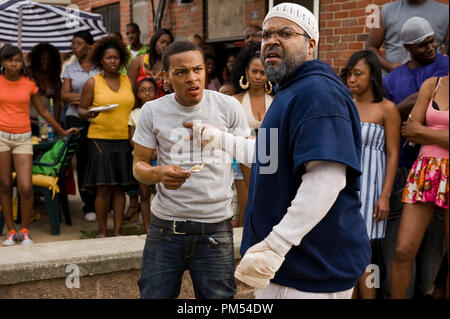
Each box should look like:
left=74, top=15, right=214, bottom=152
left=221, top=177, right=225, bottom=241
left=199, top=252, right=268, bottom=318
left=1, top=193, right=105, bottom=243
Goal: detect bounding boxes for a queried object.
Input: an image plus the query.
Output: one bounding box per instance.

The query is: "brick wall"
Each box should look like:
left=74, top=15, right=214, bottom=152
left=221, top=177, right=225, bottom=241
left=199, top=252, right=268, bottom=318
left=319, top=0, right=449, bottom=73
left=72, top=0, right=267, bottom=42
left=244, top=0, right=267, bottom=32
left=72, top=0, right=132, bottom=36
left=71, top=0, right=448, bottom=73
left=161, top=0, right=204, bottom=39
left=159, top=0, right=267, bottom=40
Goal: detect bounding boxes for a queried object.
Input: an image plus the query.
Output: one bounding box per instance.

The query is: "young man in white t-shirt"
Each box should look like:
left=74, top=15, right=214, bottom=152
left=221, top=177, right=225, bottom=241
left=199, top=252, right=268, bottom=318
left=132, top=40, right=250, bottom=299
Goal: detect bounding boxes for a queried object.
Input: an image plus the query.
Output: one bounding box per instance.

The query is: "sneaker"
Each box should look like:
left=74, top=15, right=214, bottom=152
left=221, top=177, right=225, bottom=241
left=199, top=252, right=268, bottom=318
left=84, top=212, right=97, bottom=222
left=18, top=229, right=34, bottom=245
left=2, top=230, right=18, bottom=246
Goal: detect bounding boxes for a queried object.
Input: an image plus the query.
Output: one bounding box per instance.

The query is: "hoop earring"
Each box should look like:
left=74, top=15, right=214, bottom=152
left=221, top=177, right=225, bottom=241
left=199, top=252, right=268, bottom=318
left=239, top=76, right=249, bottom=90
left=265, top=81, right=273, bottom=95
left=0, top=66, right=4, bottom=73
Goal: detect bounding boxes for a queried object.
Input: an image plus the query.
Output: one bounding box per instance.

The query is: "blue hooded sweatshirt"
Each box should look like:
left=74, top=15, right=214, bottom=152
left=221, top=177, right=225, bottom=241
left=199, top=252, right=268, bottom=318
left=240, top=60, right=371, bottom=293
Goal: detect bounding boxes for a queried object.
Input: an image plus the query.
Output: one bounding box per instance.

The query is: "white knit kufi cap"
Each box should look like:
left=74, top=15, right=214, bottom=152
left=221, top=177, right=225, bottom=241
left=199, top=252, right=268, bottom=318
left=401, top=16, right=434, bottom=45
left=263, top=2, right=319, bottom=43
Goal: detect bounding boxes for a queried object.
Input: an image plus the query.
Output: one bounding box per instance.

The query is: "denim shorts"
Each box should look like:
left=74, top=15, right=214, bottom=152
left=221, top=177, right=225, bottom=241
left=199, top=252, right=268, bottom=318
left=138, top=222, right=236, bottom=299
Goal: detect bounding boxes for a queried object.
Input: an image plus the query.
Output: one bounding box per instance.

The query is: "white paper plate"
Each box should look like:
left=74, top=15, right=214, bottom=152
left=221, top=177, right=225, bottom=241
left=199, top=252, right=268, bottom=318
left=89, top=104, right=119, bottom=112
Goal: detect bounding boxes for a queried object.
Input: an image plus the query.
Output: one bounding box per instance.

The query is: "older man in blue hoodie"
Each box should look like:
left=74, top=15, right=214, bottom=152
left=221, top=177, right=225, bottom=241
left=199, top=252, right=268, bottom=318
left=189, top=3, right=371, bottom=298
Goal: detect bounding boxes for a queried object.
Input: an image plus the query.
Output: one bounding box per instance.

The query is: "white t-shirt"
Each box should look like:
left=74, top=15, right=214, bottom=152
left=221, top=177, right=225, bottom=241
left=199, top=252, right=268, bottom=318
left=61, top=60, right=101, bottom=118
left=133, top=90, right=251, bottom=223
left=128, top=108, right=141, bottom=127
left=381, top=0, right=448, bottom=74
left=130, top=49, right=139, bottom=59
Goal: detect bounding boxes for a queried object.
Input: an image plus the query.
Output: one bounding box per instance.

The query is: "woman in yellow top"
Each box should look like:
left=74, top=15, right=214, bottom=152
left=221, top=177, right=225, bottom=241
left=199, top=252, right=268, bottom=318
left=79, top=36, right=135, bottom=237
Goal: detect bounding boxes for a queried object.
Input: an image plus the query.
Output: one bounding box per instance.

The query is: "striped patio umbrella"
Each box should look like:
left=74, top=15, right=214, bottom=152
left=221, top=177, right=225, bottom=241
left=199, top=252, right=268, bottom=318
left=0, top=0, right=108, bottom=52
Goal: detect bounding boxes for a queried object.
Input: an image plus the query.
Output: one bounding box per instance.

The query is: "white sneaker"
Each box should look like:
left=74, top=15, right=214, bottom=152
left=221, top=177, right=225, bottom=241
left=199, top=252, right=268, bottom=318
left=19, top=230, right=34, bottom=245
left=2, top=230, right=18, bottom=246
left=84, top=212, right=97, bottom=222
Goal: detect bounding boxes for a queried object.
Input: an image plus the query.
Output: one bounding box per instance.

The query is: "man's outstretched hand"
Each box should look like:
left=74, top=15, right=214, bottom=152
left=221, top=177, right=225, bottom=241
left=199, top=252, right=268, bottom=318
left=183, top=122, right=224, bottom=149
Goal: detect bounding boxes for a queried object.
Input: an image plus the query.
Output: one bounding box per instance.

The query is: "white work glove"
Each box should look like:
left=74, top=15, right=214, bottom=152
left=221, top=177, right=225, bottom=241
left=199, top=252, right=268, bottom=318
left=185, top=121, right=255, bottom=166
left=234, top=240, right=285, bottom=289
left=192, top=122, right=224, bottom=149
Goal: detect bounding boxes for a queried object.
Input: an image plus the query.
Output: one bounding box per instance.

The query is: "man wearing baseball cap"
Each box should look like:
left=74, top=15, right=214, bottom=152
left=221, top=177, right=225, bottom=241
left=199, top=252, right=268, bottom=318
left=188, top=3, right=371, bottom=298
left=384, top=16, right=448, bottom=121
left=365, top=0, right=448, bottom=76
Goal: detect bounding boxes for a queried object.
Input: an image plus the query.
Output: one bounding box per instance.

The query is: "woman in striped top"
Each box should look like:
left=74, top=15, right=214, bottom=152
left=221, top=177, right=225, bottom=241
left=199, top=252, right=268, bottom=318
left=342, top=50, right=400, bottom=299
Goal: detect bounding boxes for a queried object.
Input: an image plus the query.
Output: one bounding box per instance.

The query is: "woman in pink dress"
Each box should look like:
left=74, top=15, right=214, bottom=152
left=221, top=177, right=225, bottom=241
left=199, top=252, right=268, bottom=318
left=391, top=74, right=449, bottom=298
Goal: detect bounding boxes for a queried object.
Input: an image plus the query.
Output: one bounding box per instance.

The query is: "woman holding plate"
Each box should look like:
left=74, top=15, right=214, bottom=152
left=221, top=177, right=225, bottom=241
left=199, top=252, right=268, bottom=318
left=78, top=36, right=135, bottom=237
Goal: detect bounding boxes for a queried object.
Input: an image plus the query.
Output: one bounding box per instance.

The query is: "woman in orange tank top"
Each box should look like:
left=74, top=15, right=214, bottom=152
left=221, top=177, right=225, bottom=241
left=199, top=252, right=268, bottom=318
left=127, top=28, right=174, bottom=98
left=391, top=74, right=449, bottom=298
left=0, top=45, right=78, bottom=246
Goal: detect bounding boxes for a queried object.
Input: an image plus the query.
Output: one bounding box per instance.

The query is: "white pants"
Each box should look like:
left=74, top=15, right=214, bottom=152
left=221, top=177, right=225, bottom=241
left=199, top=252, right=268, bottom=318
left=254, top=282, right=354, bottom=299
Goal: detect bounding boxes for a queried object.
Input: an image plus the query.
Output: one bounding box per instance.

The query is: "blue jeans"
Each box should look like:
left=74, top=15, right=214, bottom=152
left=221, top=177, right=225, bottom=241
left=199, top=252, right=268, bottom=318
left=138, top=223, right=236, bottom=299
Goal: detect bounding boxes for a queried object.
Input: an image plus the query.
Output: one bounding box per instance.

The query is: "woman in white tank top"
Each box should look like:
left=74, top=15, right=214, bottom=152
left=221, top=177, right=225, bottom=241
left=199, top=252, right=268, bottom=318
left=230, top=41, right=274, bottom=227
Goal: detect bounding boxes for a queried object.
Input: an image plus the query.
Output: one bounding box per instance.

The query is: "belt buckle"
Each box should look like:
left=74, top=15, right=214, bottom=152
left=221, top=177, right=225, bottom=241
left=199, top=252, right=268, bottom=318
left=172, top=220, right=187, bottom=235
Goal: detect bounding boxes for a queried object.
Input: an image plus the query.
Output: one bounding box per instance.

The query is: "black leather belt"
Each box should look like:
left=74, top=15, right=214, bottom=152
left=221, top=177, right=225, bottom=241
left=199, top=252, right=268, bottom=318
left=151, top=214, right=232, bottom=235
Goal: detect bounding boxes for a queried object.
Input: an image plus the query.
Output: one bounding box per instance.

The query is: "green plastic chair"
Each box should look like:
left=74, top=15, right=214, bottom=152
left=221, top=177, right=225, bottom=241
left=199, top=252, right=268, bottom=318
left=0, top=133, right=80, bottom=236
left=32, top=132, right=80, bottom=235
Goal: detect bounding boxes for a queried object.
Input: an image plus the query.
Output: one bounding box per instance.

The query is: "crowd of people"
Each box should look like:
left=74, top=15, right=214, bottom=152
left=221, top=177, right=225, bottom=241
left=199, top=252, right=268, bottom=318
left=0, top=1, right=448, bottom=300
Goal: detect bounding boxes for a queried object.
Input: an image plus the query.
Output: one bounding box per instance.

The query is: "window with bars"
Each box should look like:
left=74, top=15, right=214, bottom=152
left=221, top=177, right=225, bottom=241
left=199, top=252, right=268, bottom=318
left=92, top=2, right=120, bottom=34
left=206, top=0, right=246, bottom=43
